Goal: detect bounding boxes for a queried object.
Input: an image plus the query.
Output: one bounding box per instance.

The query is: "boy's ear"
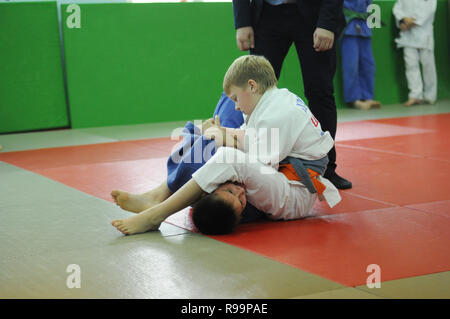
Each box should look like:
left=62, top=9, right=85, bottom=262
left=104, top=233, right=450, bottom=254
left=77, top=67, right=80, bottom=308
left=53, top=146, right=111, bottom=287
left=248, top=79, right=258, bottom=92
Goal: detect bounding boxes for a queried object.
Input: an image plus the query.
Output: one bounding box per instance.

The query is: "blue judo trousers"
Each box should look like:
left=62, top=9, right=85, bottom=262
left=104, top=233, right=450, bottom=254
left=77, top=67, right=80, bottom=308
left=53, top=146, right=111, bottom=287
left=341, top=0, right=376, bottom=103
left=166, top=92, right=266, bottom=223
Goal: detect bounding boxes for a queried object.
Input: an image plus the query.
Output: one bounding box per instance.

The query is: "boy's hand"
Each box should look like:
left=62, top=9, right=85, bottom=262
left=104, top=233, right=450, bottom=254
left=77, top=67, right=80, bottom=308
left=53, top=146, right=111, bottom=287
left=204, top=126, right=225, bottom=145
left=214, top=115, right=221, bottom=127
left=201, top=118, right=214, bottom=133
left=399, top=21, right=408, bottom=32
left=400, top=17, right=416, bottom=31
left=313, top=28, right=334, bottom=52
left=201, top=115, right=221, bottom=134
left=404, top=17, right=416, bottom=28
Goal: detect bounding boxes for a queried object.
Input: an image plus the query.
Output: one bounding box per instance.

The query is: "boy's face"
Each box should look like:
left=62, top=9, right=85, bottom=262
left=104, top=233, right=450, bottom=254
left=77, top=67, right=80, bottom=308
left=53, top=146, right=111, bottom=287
left=213, top=182, right=247, bottom=217
left=227, top=80, right=262, bottom=117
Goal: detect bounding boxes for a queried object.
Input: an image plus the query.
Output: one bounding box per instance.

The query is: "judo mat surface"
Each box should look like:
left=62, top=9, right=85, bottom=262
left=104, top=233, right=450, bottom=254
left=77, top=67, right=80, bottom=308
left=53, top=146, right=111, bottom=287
left=1, top=101, right=450, bottom=298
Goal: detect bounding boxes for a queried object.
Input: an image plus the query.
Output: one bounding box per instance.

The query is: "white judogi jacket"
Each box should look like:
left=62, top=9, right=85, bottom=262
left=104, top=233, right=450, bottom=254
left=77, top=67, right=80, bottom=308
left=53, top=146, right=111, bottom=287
left=242, top=87, right=341, bottom=208
left=393, top=0, right=437, bottom=50
left=243, top=87, right=334, bottom=165
left=192, top=87, right=341, bottom=221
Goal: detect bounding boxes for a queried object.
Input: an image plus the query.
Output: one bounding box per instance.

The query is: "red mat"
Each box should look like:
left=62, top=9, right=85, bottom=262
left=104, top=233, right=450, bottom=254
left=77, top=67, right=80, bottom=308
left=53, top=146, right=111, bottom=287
left=211, top=206, right=450, bottom=286
left=1, top=114, right=450, bottom=286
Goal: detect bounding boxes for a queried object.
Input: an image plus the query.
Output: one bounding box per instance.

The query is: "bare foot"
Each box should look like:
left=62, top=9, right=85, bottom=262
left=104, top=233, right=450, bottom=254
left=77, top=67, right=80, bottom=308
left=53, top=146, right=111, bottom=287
left=353, top=100, right=371, bottom=110
left=112, top=211, right=162, bottom=235
left=368, top=100, right=382, bottom=108
left=111, top=190, right=154, bottom=213
left=404, top=98, right=422, bottom=107
left=111, top=184, right=171, bottom=213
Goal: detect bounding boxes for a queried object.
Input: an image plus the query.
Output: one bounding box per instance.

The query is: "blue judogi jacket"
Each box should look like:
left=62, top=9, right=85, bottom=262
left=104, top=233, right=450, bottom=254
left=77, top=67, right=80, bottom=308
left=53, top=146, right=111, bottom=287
left=343, top=0, right=373, bottom=37
left=166, top=93, right=266, bottom=223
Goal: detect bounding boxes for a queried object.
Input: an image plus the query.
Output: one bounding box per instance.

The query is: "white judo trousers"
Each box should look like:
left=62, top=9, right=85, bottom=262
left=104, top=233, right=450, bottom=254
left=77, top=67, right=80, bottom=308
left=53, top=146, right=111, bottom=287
left=393, top=0, right=437, bottom=102
left=403, top=47, right=437, bottom=102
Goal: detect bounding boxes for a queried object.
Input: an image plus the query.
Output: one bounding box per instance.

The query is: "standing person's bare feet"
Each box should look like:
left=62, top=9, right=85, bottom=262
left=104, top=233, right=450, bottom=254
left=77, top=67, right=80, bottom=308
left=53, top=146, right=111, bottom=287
left=353, top=100, right=372, bottom=110
left=368, top=100, right=382, bottom=108
left=404, top=98, right=422, bottom=107
left=111, top=183, right=172, bottom=213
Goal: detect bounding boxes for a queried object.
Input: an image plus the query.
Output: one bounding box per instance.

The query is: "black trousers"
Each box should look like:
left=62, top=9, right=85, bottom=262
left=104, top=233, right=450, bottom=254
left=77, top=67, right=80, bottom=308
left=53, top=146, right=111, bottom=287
left=250, top=3, right=338, bottom=173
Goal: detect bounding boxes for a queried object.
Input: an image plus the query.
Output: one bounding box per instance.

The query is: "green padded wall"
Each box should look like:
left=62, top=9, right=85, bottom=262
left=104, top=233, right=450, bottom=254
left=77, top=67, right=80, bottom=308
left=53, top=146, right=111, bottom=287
left=0, top=1, right=68, bottom=134
left=62, top=3, right=243, bottom=128
left=62, top=1, right=450, bottom=129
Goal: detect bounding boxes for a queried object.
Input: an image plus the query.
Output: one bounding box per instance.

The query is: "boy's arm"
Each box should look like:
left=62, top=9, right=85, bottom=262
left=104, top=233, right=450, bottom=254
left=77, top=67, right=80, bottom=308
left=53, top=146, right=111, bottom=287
left=392, top=0, right=406, bottom=27
left=203, top=126, right=245, bottom=151
left=222, top=127, right=246, bottom=151
left=203, top=115, right=246, bottom=151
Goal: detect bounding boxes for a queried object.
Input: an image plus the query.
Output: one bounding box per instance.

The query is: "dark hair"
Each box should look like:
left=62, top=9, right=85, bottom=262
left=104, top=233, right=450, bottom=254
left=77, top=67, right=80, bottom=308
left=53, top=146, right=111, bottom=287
left=192, top=193, right=239, bottom=235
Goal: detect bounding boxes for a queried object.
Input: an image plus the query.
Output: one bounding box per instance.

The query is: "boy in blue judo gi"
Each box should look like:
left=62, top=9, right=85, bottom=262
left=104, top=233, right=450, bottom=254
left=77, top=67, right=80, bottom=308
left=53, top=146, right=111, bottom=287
left=341, top=0, right=381, bottom=110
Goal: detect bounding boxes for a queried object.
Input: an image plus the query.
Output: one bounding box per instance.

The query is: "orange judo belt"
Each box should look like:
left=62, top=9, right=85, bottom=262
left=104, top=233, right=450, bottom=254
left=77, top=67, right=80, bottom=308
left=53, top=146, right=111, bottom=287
left=279, top=163, right=326, bottom=195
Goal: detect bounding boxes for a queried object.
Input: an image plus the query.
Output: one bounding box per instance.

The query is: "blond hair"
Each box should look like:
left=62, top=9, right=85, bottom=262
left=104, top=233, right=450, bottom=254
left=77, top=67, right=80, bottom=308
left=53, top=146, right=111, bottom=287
left=223, top=55, right=277, bottom=95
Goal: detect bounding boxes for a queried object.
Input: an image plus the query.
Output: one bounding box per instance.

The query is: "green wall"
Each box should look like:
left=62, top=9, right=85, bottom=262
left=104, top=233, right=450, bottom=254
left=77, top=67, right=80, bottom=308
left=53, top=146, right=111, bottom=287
left=0, top=1, right=449, bottom=133
left=0, top=1, right=68, bottom=134
left=61, top=0, right=450, bottom=128
left=62, top=3, right=242, bottom=128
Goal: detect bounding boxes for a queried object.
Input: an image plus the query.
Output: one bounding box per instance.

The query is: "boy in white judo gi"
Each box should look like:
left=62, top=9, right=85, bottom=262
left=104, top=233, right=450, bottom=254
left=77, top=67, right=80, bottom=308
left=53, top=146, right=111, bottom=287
left=393, top=0, right=437, bottom=106
left=111, top=55, right=341, bottom=235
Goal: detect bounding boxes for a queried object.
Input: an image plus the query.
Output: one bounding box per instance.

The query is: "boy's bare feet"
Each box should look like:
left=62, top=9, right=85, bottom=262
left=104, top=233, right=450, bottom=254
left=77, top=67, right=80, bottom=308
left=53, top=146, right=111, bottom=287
left=353, top=100, right=372, bottom=110
left=111, top=184, right=172, bottom=213
left=111, top=190, right=154, bottom=213
left=368, top=100, right=381, bottom=108
left=404, top=98, right=422, bottom=107
left=112, top=211, right=163, bottom=235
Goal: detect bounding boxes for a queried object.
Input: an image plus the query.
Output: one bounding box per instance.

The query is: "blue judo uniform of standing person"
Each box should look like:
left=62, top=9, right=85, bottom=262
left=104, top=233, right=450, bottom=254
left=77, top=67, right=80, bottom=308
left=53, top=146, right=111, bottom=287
left=341, top=0, right=381, bottom=110
left=166, top=94, right=266, bottom=223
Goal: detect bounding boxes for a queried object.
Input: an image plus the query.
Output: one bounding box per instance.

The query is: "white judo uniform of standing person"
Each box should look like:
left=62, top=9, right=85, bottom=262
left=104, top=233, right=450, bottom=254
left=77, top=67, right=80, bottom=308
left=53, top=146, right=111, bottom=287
left=393, top=0, right=438, bottom=105
left=193, top=87, right=342, bottom=221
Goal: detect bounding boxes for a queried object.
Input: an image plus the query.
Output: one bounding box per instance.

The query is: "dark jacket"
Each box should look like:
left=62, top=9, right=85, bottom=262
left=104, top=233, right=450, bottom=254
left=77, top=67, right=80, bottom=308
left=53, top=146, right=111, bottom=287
left=232, top=0, right=346, bottom=36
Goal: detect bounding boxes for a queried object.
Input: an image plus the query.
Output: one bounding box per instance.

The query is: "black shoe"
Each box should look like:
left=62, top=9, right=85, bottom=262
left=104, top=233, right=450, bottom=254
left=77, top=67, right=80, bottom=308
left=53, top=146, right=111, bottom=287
left=323, top=171, right=352, bottom=190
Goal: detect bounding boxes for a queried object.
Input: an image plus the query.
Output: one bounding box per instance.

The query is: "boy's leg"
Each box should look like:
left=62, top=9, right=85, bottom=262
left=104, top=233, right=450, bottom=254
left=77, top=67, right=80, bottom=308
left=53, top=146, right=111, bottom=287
left=112, top=178, right=205, bottom=235
left=341, top=36, right=361, bottom=104
left=403, top=47, right=424, bottom=102
left=359, top=37, right=381, bottom=108
left=111, top=181, right=172, bottom=213
left=359, top=38, right=376, bottom=101
left=420, top=48, right=437, bottom=103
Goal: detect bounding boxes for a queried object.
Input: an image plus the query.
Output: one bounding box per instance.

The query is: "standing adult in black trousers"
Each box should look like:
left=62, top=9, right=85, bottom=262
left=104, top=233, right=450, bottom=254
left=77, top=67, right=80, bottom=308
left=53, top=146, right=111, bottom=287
left=233, top=0, right=352, bottom=189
